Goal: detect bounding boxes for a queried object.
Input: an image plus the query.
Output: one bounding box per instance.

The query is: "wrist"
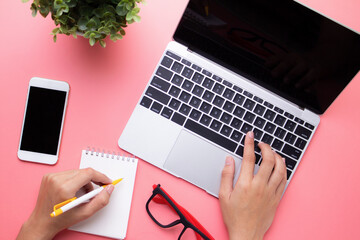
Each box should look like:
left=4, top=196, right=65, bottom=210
left=229, top=229, right=264, bottom=240
left=17, top=217, right=57, bottom=240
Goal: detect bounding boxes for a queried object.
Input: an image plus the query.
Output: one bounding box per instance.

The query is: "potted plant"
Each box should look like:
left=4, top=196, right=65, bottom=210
left=22, top=0, right=144, bottom=47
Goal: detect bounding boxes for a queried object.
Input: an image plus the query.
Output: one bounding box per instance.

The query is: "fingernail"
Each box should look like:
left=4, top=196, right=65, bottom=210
left=106, top=184, right=114, bottom=195
left=282, top=158, right=286, bottom=163
left=225, top=156, right=233, bottom=166
left=247, top=131, right=254, bottom=139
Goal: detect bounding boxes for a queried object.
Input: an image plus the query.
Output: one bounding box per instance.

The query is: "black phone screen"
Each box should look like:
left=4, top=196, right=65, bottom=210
left=20, top=86, right=67, bottom=155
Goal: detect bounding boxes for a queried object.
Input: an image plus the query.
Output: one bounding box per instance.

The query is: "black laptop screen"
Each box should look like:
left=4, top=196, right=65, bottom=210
left=173, top=0, right=360, bottom=114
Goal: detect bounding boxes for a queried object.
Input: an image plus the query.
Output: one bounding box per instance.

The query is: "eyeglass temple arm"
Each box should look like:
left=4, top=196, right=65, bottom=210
left=152, top=184, right=214, bottom=240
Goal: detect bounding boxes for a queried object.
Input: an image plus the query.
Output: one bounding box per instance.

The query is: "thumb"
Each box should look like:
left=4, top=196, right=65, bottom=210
left=80, top=185, right=114, bottom=219
left=219, top=156, right=235, bottom=201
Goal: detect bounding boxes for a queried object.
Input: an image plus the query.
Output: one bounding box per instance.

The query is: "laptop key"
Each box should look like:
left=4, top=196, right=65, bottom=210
left=223, top=88, right=235, bottom=100
left=185, top=119, right=238, bottom=152
left=161, top=107, right=173, bottom=119
left=264, top=122, right=276, bottom=134
left=171, top=74, right=184, bottom=86
left=264, top=101, right=274, bottom=109
left=161, top=56, right=173, bottom=68
left=285, top=132, right=296, bottom=144
left=200, top=114, right=212, bottom=126
left=171, top=112, right=186, bottom=126
left=240, top=123, right=253, bottom=134
left=243, top=99, right=255, bottom=111
left=213, top=95, right=225, bottom=107
left=220, top=112, right=232, bottom=124
left=191, top=72, right=204, bottom=84
left=295, top=138, right=307, bottom=150
left=210, top=120, right=222, bottom=132
left=223, top=80, right=233, bottom=88
left=282, top=144, right=301, bottom=160
left=191, top=64, right=202, bottom=72
left=202, top=77, right=215, bottom=89
left=145, top=86, right=171, bottom=105
left=274, top=115, right=286, bottom=126
left=274, top=127, right=286, bottom=139
left=254, top=104, right=265, bottom=116
left=179, top=104, right=191, bottom=116
left=171, top=61, right=184, bottom=74
left=202, top=69, right=212, bottom=77
left=285, top=112, right=294, bottom=119
left=181, top=80, right=194, bottom=92
left=192, top=85, right=205, bottom=97
left=181, top=67, right=194, bottom=79
left=253, top=128, right=263, bottom=140
left=233, top=106, right=246, bottom=118
left=254, top=117, right=266, bottom=129
left=233, top=86, right=243, bottom=93
left=305, top=122, right=315, bottom=130
left=189, top=109, right=201, bottom=121
left=213, top=83, right=225, bottom=95
left=272, top=139, right=284, bottom=151
left=286, top=169, right=292, bottom=180
left=202, top=90, right=215, bottom=102
left=189, top=96, right=202, bottom=108
left=169, top=85, right=181, bottom=98
left=284, top=120, right=296, bottom=131
left=212, top=75, right=222, bottom=82
left=223, top=101, right=235, bottom=113
left=244, top=112, right=256, bottom=124
left=179, top=91, right=191, bottom=103
left=295, top=125, right=312, bottom=139
left=181, top=59, right=191, bottom=66
left=156, top=66, right=173, bottom=81
left=199, top=102, right=211, bottom=114
left=274, top=107, right=284, bottom=114
left=235, top=145, right=244, bottom=157
left=294, top=117, right=304, bottom=125
left=243, top=91, right=253, bottom=98
left=285, top=158, right=297, bottom=170
left=169, top=98, right=181, bottom=111
left=140, top=96, right=152, bottom=108
left=151, top=76, right=171, bottom=92
left=233, top=93, right=245, bottom=105
left=210, top=107, right=222, bottom=119
left=220, top=125, right=232, bottom=137
left=166, top=51, right=181, bottom=61
left=230, top=117, right=243, bottom=130
left=253, top=96, right=263, bottom=104
left=230, top=130, right=242, bottom=142
left=264, top=109, right=276, bottom=121
left=261, top=134, right=273, bottom=145
left=150, top=102, right=163, bottom=114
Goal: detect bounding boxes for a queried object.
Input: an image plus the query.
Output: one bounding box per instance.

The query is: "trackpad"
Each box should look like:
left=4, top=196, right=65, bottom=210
left=164, top=130, right=242, bottom=197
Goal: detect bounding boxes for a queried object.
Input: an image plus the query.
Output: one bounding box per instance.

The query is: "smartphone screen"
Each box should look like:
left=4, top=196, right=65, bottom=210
left=20, top=86, right=67, bottom=155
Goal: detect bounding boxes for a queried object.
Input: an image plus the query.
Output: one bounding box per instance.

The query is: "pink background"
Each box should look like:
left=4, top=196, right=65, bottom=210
left=0, top=0, right=359, bottom=239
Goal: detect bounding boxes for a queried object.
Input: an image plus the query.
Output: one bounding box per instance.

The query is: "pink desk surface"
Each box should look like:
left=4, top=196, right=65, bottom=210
left=1, top=0, right=359, bottom=239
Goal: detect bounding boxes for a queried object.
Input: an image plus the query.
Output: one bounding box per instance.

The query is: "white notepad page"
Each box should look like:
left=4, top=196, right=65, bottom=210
left=69, top=150, right=138, bottom=239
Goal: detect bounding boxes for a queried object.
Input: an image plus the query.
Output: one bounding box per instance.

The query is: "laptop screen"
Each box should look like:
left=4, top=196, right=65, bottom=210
left=173, top=0, right=360, bottom=114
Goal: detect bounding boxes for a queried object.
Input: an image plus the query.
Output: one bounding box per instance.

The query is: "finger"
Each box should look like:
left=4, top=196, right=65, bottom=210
left=268, top=153, right=286, bottom=189
left=238, top=131, right=255, bottom=183
left=69, top=168, right=112, bottom=193
left=255, top=143, right=276, bottom=183
left=76, top=185, right=114, bottom=221
left=275, top=177, right=287, bottom=201
left=219, top=156, right=235, bottom=201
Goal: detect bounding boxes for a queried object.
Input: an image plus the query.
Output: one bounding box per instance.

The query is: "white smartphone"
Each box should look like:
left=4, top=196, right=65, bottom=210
left=18, top=77, right=70, bottom=165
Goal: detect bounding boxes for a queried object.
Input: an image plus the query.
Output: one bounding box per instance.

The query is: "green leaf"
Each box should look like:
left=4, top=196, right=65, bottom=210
left=99, top=40, right=106, bottom=48
left=30, top=4, right=38, bottom=17
left=53, top=34, right=57, bottom=42
left=78, top=17, right=88, bottom=31
left=133, top=15, right=140, bottom=22
left=89, top=37, right=96, bottom=46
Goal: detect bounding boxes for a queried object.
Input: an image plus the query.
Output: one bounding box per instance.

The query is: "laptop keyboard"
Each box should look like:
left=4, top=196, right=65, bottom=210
left=140, top=51, right=316, bottom=180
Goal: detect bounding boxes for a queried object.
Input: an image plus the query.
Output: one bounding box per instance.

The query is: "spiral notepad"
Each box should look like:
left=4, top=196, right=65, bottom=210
left=69, top=149, right=138, bottom=239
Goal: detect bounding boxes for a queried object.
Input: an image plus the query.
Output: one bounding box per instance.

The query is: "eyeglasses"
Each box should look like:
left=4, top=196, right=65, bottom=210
left=146, top=184, right=214, bottom=240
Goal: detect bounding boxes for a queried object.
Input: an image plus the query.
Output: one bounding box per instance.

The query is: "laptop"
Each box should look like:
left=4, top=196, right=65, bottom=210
left=119, top=0, right=360, bottom=197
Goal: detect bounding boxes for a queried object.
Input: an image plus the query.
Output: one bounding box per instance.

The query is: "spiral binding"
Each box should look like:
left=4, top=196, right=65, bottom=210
left=85, top=147, right=135, bottom=162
